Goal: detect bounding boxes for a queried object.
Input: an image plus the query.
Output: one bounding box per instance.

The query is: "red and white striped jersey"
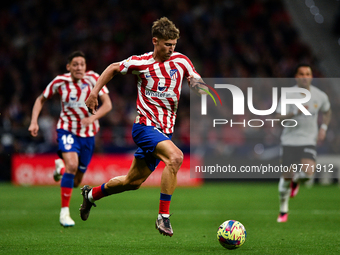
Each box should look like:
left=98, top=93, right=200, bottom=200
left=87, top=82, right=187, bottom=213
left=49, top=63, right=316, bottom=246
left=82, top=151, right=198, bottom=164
left=42, top=71, right=109, bottom=137
left=119, top=51, right=200, bottom=134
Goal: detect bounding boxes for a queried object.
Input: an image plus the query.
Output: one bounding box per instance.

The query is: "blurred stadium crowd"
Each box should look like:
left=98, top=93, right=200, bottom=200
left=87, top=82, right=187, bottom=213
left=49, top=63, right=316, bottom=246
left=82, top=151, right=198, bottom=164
left=1, top=0, right=340, bottom=179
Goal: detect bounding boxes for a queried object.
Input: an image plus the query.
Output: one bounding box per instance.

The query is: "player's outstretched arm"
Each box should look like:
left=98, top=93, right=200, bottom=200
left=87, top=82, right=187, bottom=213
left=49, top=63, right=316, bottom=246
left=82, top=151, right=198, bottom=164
left=187, top=76, right=209, bottom=95
left=81, top=93, right=112, bottom=127
left=85, top=62, right=120, bottom=114
left=28, top=95, right=47, bottom=137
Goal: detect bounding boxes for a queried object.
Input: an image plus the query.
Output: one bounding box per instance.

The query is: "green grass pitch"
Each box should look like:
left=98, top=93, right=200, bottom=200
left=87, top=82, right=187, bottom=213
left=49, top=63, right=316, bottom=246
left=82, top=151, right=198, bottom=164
left=0, top=182, right=339, bottom=254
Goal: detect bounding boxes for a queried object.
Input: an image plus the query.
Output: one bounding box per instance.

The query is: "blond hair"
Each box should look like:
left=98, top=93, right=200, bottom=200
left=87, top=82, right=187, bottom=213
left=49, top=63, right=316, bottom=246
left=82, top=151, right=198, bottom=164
left=152, top=17, right=180, bottom=40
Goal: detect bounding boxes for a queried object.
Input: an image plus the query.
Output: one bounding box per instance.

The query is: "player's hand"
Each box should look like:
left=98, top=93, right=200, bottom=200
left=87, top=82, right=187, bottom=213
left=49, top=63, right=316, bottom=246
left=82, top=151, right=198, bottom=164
left=28, top=123, right=39, bottom=137
left=85, top=93, right=98, bottom=114
left=187, top=75, right=194, bottom=86
left=81, top=116, right=95, bottom=127
left=187, top=75, right=202, bottom=93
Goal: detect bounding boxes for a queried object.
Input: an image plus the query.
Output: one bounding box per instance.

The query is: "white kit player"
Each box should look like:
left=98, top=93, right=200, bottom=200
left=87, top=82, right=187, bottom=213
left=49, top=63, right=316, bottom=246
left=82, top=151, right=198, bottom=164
left=276, top=64, right=331, bottom=223
left=29, top=51, right=112, bottom=227
left=79, top=17, right=203, bottom=237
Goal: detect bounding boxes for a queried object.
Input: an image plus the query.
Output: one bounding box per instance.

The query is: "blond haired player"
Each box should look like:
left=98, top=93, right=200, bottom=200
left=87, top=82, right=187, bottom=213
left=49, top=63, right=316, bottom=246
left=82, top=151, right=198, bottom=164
left=80, top=17, right=202, bottom=237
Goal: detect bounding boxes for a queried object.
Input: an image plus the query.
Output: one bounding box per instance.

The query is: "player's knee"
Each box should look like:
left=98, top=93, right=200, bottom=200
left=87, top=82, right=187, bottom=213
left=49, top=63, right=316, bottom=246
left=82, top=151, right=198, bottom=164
left=65, top=163, right=78, bottom=175
left=166, top=150, right=183, bottom=172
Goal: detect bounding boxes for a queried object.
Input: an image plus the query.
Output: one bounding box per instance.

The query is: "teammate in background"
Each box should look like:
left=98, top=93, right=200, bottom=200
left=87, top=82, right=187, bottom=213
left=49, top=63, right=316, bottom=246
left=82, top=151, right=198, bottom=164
left=276, top=64, right=331, bottom=223
left=80, top=17, right=203, bottom=237
left=28, top=51, right=112, bottom=227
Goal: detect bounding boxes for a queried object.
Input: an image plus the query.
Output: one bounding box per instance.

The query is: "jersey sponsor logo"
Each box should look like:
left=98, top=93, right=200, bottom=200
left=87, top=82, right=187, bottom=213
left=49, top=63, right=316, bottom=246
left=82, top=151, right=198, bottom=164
left=64, top=102, right=86, bottom=108
left=170, top=69, right=178, bottom=80
left=145, top=89, right=174, bottom=98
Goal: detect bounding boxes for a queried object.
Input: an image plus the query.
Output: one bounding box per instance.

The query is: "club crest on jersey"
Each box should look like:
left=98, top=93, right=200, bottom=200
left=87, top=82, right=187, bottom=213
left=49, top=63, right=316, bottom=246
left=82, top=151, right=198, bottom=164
left=170, top=69, right=178, bottom=80
left=81, top=83, right=89, bottom=90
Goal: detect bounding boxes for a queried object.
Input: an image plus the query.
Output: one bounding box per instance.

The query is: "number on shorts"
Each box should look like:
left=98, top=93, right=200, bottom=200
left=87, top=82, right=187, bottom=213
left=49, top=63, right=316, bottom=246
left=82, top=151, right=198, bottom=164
left=61, top=134, right=74, bottom=144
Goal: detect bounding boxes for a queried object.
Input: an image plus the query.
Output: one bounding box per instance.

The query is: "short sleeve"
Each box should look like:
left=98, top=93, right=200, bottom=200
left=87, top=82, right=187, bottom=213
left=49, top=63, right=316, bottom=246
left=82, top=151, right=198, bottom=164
left=42, top=78, right=60, bottom=99
left=320, top=93, right=331, bottom=112
left=119, top=56, right=133, bottom=75
left=183, top=55, right=201, bottom=79
left=98, top=85, right=109, bottom=96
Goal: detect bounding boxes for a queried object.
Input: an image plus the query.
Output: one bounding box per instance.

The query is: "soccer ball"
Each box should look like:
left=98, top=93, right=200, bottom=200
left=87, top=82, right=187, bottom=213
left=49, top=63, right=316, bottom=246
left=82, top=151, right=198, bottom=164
left=217, top=220, right=247, bottom=250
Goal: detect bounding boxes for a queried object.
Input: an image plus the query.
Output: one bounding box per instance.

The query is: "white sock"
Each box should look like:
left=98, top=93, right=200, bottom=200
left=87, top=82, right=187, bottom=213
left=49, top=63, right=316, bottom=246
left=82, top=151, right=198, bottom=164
left=88, top=189, right=95, bottom=203
left=278, top=177, right=290, bottom=213
left=60, top=207, right=70, bottom=215
left=158, top=213, right=169, bottom=219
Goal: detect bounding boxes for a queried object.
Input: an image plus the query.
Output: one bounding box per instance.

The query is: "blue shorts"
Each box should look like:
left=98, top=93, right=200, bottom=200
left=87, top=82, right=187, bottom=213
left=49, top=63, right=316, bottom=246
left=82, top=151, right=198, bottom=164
left=132, top=123, right=172, bottom=171
left=56, top=129, right=95, bottom=173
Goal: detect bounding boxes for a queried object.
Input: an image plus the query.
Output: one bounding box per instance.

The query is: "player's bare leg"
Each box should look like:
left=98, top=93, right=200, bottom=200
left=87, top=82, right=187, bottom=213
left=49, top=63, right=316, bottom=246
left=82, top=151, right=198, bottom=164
left=54, top=158, right=84, bottom=187
left=155, top=140, right=183, bottom=195
left=59, top=152, right=78, bottom=227
left=73, top=171, right=84, bottom=188
left=153, top=140, right=183, bottom=237
left=80, top=140, right=183, bottom=236
left=104, top=158, right=152, bottom=193
left=80, top=158, right=151, bottom=220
